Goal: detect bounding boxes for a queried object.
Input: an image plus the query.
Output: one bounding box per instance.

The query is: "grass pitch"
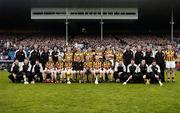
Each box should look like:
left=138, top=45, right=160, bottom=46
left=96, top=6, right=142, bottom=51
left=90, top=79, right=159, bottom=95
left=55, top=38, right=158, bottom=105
left=0, top=71, right=180, bottom=113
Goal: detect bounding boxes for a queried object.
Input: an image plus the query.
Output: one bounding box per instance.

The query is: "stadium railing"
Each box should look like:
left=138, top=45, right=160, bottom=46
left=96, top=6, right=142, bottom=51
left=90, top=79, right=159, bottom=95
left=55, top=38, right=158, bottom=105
left=0, top=60, right=13, bottom=71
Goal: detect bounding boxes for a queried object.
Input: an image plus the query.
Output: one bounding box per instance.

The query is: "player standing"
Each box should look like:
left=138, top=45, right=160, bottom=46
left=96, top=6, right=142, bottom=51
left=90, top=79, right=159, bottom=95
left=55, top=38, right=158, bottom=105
left=164, top=45, right=177, bottom=82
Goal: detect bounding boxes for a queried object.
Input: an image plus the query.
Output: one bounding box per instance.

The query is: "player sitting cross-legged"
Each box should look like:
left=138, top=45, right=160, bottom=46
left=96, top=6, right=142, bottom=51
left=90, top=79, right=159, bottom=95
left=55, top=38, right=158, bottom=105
left=102, top=60, right=114, bottom=82
left=54, top=57, right=65, bottom=83
left=92, top=56, right=103, bottom=84
left=43, top=56, right=55, bottom=83
left=64, top=61, right=73, bottom=84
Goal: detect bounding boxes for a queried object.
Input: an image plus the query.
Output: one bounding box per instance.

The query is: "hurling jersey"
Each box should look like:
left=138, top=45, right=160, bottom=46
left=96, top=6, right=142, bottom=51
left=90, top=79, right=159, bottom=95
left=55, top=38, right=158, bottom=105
left=56, top=61, right=64, bottom=69
left=65, top=62, right=72, bottom=69
left=164, top=50, right=176, bottom=61
left=115, top=51, right=123, bottom=61
left=46, top=61, right=54, bottom=69
left=93, top=61, right=102, bottom=69
left=64, top=52, right=73, bottom=62
left=103, top=60, right=112, bottom=69
left=74, top=52, right=84, bottom=62
left=84, top=62, right=93, bottom=69
left=85, top=51, right=94, bottom=62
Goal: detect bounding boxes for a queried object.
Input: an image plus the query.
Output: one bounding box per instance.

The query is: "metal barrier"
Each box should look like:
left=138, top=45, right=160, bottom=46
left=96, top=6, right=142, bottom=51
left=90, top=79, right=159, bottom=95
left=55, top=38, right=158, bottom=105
left=0, top=60, right=13, bottom=71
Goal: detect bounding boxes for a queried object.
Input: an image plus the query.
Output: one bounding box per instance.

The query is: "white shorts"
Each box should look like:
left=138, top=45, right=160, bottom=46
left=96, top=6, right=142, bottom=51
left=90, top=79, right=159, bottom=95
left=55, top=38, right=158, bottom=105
left=103, top=69, right=113, bottom=74
left=56, top=69, right=63, bottom=74
left=64, top=68, right=72, bottom=74
left=93, top=69, right=102, bottom=74
left=166, top=61, right=176, bottom=69
left=19, top=62, right=24, bottom=68
left=44, top=68, right=54, bottom=74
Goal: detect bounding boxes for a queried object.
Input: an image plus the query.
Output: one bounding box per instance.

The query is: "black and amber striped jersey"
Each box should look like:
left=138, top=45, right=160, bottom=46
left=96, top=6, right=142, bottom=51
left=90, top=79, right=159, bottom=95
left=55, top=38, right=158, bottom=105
left=84, top=61, right=93, bottom=69
left=96, top=50, right=103, bottom=59
left=93, top=61, right=102, bottom=69
left=46, top=61, right=54, bottom=69
left=64, top=52, right=73, bottom=62
left=56, top=61, right=64, bottom=69
left=115, top=51, right=123, bottom=62
left=74, top=52, right=84, bottom=62
left=85, top=51, right=94, bottom=62
left=105, top=49, right=114, bottom=60
left=65, top=62, right=72, bottom=69
left=164, top=50, right=177, bottom=61
left=103, top=60, right=112, bottom=69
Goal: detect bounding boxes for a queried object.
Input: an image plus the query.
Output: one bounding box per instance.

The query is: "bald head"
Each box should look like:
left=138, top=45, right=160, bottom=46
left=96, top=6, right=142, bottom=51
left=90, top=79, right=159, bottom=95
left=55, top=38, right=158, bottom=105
left=126, top=45, right=130, bottom=51
left=34, top=44, right=38, bottom=50
left=19, top=45, right=23, bottom=51
left=157, top=46, right=162, bottom=52
left=167, top=45, right=172, bottom=50
left=137, top=45, right=142, bottom=51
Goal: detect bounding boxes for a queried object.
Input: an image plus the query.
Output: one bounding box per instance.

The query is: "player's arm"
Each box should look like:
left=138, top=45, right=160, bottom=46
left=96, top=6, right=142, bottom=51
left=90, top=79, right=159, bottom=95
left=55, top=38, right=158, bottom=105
left=147, top=65, right=152, bottom=73
left=23, top=50, right=27, bottom=59
left=123, top=64, right=126, bottom=72
left=10, top=63, right=15, bottom=73
left=157, top=65, right=161, bottom=74
left=137, top=64, right=140, bottom=73
left=32, top=65, right=35, bottom=73
left=28, top=64, right=32, bottom=72
left=127, top=65, right=130, bottom=73
left=174, top=51, right=177, bottom=59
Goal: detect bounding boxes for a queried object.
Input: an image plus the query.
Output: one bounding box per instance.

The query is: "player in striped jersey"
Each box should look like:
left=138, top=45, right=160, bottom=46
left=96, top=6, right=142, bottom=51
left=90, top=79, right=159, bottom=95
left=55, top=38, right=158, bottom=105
left=84, top=49, right=94, bottom=82
left=164, top=45, right=177, bottom=82
left=102, top=60, right=113, bottom=81
left=92, top=56, right=103, bottom=84
left=54, top=57, right=65, bottom=83
left=43, top=56, right=55, bottom=83
left=64, top=61, right=73, bottom=84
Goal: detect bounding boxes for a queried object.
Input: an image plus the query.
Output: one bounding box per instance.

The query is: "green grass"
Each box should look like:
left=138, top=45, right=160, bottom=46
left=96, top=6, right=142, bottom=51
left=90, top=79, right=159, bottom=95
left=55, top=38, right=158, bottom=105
left=0, top=71, right=180, bottom=113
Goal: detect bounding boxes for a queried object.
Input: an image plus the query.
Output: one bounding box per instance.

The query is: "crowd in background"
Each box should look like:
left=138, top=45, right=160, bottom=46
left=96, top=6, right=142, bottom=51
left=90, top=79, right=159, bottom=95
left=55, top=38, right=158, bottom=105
left=0, top=33, right=179, bottom=61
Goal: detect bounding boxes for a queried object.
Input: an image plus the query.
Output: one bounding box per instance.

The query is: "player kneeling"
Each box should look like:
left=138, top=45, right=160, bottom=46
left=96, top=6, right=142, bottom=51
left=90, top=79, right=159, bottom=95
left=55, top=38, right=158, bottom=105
left=114, top=60, right=126, bottom=83
left=43, top=57, right=55, bottom=83
left=32, top=60, right=43, bottom=83
left=102, top=60, right=114, bottom=82
left=123, top=59, right=138, bottom=85
left=20, top=59, right=32, bottom=84
left=8, top=60, right=21, bottom=83
left=54, top=57, right=65, bottom=83
left=137, top=60, right=149, bottom=84
left=147, top=60, right=163, bottom=86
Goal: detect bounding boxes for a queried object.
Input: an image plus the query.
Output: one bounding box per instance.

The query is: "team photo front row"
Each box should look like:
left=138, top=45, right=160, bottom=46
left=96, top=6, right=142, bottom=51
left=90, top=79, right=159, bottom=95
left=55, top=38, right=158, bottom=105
left=9, top=57, right=174, bottom=86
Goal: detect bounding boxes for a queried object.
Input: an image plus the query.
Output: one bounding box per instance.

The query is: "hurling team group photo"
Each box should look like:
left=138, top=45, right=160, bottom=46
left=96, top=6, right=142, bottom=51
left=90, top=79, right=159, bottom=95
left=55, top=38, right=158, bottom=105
left=8, top=44, right=177, bottom=86
left=0, top=0, right=180, bottom=113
